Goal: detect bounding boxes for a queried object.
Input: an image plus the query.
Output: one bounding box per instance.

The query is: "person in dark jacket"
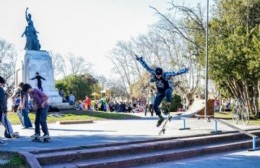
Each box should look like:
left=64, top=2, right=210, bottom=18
left=0, top=76, right=6, bottom=144
left=0, top=76, right=20, bottom=143
left=31, top=72, right=45, bottom=91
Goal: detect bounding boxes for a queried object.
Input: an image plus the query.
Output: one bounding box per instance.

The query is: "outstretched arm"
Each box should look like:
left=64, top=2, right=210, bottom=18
left=25, top=7, right=29, bottom=21
left=135, top=54, right=155, bottom=75
left=40, top=76, right=46, bottom=80
left=165, top=67, right=189, bottom=78
left=31, top=76, right=36, bottom=80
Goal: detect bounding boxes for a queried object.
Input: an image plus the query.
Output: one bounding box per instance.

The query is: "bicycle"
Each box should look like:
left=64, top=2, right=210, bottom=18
left=232, top=99, right=249, bottom=125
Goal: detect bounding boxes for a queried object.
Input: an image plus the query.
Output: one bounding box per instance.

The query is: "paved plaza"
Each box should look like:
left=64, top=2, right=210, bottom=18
left=0, top=113, right=260, bottom=167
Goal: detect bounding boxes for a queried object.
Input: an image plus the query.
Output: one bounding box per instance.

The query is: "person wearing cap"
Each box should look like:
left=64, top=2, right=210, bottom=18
left=135, top=54, right=189, bottom=127
left=31, top=72, right=45, bottom=91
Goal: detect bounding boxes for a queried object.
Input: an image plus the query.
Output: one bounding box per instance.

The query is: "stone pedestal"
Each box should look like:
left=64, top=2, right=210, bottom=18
left=15, top=50, right=70, bottom=109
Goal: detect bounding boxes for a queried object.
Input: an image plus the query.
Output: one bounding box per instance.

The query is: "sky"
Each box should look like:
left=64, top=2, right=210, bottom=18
left=0, top=0, right=206, bottom=77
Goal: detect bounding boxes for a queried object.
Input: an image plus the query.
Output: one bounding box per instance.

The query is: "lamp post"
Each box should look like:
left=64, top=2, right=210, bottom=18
left=205, top=0, right=209, bottom=120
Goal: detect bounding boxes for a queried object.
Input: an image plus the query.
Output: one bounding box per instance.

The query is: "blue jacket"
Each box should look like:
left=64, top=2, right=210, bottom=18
left=137, top=57, right=188, bottom=92
left=0, top=87, right=7, bottom=121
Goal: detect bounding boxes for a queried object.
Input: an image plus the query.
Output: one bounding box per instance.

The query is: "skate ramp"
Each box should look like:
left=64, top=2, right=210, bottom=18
left=173, top=99, right=205, bottom=119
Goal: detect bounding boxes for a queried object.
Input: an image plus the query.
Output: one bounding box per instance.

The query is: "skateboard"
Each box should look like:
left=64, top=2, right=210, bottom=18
left=32, top=136, right=51, bottom=142
left=159, top=114, right=172, bottom=135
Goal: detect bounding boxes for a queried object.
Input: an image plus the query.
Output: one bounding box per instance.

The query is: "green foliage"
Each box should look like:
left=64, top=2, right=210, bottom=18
left=0, top=153, right=26, bottom=168
left=186, top=0, right=259, bottom=116
left=208, top=0, right=259, bottom=101
left=170, top=94, right=183, bottom=112
left=55, top=74, right=101, bottom=100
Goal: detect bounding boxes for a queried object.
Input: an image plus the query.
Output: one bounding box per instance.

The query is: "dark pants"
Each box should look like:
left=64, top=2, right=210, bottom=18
left=153, top=88, right=172, bottom=116
left=38, top=85, right=43, bottom=91
left=145, top=104, right=154, bottom=116
left=35, top=106, right=49, bottom=135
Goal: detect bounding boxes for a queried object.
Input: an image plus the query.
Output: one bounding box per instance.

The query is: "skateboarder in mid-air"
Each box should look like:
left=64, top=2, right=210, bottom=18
left=31, top=72, right=45, bottom=91
left=135, top=54, right=189, bottom=127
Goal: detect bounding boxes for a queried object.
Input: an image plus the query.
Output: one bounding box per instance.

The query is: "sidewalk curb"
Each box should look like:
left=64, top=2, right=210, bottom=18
left=58, top=120, right=94, bottom=125
left=19, top=151, right=41, bottom=168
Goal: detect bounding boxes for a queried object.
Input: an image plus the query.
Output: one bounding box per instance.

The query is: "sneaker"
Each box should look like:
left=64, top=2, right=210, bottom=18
left=31, top=133, right=40, bottom=138
left=163, top=103, right=170, bottom=115
left=42, top=134, right=50, bottom=139
left=157, top=118, right=165, bottom=127
left=11, top=132, right=19, bottom=138
left=163, top=108, right=170, bottom=115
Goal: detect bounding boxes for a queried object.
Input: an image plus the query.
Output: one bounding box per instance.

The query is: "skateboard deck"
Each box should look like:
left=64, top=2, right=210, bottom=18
left=159, top=114, right=172, bottom=135
left=32, top=136, right=51, bottom=142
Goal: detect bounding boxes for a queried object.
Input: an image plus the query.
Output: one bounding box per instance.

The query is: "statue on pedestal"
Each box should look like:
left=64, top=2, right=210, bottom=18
left=21, top=7, right=41, bottom=50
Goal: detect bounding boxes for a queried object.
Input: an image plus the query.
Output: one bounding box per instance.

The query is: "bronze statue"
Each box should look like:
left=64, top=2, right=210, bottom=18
left=21, top=8, right=41, bottom=50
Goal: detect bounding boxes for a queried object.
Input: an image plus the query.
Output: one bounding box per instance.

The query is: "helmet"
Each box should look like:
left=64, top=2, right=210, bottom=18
left=155, top=67, right=163, bottom=75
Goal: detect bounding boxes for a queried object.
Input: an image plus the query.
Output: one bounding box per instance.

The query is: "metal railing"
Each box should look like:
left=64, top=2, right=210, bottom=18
left=213, top=119, right=258, bottom=151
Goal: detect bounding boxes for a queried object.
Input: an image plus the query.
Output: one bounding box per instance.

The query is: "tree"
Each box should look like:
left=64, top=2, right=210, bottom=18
left=106, top=79, right=128, bottom=98
left=207, top=0, right=260, bottom=117
left=51, top=52, right=92, bottom=78
left=67, top=53, right=92, bottom=75
left=150, top=2, right=205, bottom=104
left=149, top=0, right=259, bottom=117
left=50, top=51, right=67, bottom=78
left=0, top=38, right=18, bottom=94
left=55, top=74, right=100, bottom=101
left=108, top=2, right=203, bottom=101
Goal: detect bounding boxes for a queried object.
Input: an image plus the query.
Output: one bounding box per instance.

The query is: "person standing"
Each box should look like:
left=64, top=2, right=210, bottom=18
left=22, top=83, right=50, bottom=139
left=31, top=72, right=45, bottom=91
left=0, top=76, right=7, bottom=144
left=0, top=76, right=19, bottom=141
left=85, top=96, right=92, bottom=110
left=68, top=92, right=75, bottom=105
left=145, top=90, right=155, bottom=116
left=18, top=82, right=32, bottom=128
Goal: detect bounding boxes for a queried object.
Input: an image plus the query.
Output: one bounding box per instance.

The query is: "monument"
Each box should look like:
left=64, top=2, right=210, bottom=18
left=15, top=8, right=69, bottom=109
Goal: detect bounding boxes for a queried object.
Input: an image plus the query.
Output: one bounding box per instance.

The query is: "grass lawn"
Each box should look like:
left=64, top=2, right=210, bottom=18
left=0, top=111, right=141, bottom=167
left=0, top=152, right=26, bottom=168
left=7, top=110, right=141, bottom=125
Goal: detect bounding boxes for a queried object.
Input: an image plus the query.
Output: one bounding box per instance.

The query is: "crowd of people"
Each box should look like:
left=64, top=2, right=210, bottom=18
left=74, top=96, right=148, bottom=114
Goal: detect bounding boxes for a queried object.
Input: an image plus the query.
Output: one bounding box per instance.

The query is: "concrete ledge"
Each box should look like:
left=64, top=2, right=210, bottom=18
left=58, top=120, right=94, bottom=125
left=35, top=131, right=260, bottom=165
left=30, top=128, right=260, bottom=155
left=19, top=152, right=41, bottom=168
